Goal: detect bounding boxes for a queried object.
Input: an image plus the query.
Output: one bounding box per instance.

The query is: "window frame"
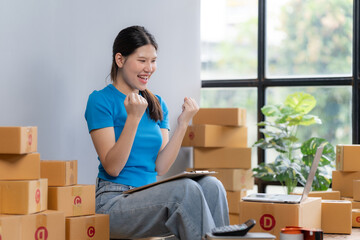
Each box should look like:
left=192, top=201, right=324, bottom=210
left=201, top=0, right=360, bottom=192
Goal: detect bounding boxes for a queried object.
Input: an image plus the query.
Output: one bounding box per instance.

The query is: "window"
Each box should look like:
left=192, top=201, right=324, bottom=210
left=201, top=0, right=258, bottom=80
left=200, top=0, right=360, bottom=193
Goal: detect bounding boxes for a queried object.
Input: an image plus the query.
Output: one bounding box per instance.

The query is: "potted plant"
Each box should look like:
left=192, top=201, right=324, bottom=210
left=253, top=92, right=336, bottom=194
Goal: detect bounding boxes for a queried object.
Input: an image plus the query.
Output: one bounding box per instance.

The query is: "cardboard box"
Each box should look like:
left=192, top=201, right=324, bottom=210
left=193, top=147, right=251, bottom=169
left=0, top=126, right=37, bottom=154
left=341, top=197, right=360, bottom=209
left=212, top=169, right=254, bottom=191
left=352, top=209, right=360, bottom=227
left=332, top=170, right=360, bottom=197
left=192, top=108, right=246, bottom=127
left=239, top=197, right=321, bottom=239
left=229, top=213, right=240, bottom=225
left=41, top=160, right=78, bottom=186
left=354, top=180, right=360, bottom=201
left=181, top=125, right=247, bottom=147
left=321, top=200, right=352, bottom=234
left=21, top=210, right=65, bottom=240
left=0, top=153, right=40, bottom=180
left=336, top=144, right=360, bottom=171
left=48, top=184, right=95, bottom=217
left=0, top=178, right=47, bottom=214
left=292, top=190, right=341, bottom=200
left=227, top=190, right=247, bottom=214
left=66, top=214, right=109, bottom=240
left=0, top=215, right=22, bottom=240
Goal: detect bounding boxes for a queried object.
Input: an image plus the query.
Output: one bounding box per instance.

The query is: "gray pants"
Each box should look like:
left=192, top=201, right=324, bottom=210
left=95, top=176, right=230, bottom=240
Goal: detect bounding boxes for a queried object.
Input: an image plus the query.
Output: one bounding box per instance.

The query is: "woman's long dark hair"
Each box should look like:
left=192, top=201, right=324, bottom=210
left=110, top=26, right=163, bottom=122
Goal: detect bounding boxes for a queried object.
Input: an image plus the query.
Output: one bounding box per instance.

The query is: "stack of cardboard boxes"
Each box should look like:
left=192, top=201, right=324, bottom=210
left=181, top=108, right=254, bottom=225
left=0, top=126, right=64, bottom=239
left=332, top=144, right=360, bottom=232
left=41, top=160, right=109, bottom=239
left=0, top=126, right=109, bottom=240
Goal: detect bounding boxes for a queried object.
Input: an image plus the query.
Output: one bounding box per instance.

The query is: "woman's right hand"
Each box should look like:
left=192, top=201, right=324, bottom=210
left=124, top=92, right=148, bottom=121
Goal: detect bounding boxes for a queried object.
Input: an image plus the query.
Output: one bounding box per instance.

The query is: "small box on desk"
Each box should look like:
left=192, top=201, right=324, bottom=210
left=0, top=153, right=40, bottom=180
left=66, top=214, right=109, bottom=240
left=321, top=200, right=352, bottom=234
left=194, top=147, right=251, bottom=169
left=48, top=184, right=95, bottom=217
left=0, top=178, right=47, bottom=214
left=182, top=125, right=247, bottom=147
left=41, top=160, right=77, bottom=186
left=0, top=126, right=37, bottom=154
left=239, top=198, right=321, bottom=240
left=193, top=108, right=247, bottom=127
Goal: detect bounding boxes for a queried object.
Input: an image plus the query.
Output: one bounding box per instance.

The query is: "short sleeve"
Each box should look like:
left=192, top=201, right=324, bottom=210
left=157, top=96, right=170, bottom=130
left=85, top=91, right=114, bottom=132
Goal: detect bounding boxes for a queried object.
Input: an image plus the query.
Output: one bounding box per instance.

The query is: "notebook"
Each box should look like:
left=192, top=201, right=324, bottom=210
left=242, top=146, right=324, bottom=204
left=123, top=170, right=216, bottom=194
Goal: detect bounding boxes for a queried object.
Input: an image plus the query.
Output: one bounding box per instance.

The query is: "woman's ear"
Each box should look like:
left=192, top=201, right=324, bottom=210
left=115, top=53, right=125, bottom=68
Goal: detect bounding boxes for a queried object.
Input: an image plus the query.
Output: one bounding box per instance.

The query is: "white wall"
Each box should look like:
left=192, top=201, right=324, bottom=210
left=0, top=0, right=200, bottom=184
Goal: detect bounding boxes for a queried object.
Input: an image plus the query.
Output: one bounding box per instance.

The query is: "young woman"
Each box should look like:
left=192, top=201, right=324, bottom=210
left=85, top=25, right=229, bottom=240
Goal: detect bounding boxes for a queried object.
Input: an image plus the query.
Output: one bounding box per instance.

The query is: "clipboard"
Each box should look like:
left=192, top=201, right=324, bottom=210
left=123, top=170, right=216, bottom=194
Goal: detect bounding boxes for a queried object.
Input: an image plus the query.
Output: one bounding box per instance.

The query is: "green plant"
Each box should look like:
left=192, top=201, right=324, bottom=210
left=253, top=92, right=336, bottom=194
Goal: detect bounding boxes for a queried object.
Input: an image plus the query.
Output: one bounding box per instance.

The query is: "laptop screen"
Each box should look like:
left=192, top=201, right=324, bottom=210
left=300, top=146, right=324, bottom=202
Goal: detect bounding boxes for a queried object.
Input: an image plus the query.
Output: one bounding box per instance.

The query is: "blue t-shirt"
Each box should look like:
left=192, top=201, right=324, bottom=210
left=84, top=84, right=170, bottom=187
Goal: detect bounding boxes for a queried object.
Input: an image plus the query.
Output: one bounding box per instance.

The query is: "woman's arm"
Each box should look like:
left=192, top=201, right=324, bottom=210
left=90, top=92, right=148, bottom=177
left=155, top=97, right=199, bottom=176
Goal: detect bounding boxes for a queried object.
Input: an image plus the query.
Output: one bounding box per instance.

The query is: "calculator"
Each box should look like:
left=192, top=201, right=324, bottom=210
left=211, top=219, right=256, bottom=236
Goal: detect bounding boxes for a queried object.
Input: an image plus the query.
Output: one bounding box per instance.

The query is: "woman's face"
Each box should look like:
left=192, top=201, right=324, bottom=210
left=116, top=44, right=157, bottom=94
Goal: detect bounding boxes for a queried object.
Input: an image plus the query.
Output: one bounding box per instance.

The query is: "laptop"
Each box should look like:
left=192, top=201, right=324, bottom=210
left=242, top=146, right=324, bottom=204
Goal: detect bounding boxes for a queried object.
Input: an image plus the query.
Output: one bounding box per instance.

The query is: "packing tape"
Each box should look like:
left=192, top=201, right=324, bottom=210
left=35, top=213, right=48, bottom=240
left=0, top=223, right=2, bottom=239
left=66, top=161, right=76, bottom=185
left=65, top=162, right=70, bottom=185
left=72, top=186, right=82, bottom=216
left=35, top=180, right=41, bottom=212
left=85, top=216, right=96, bottom=238
left=25, top=127, right=32, bottom=152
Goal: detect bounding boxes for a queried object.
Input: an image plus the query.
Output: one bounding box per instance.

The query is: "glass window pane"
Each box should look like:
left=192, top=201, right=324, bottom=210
left=201, top=0, right=258, bottom=80
left=266, top=0, right=353, bottom=77
left=200, top=88, right=258, bottom=168
left=264, top=86, right=352, bottom=164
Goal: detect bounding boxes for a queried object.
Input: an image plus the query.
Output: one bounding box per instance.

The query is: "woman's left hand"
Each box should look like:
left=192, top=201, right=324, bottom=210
left=177, top=97, right=199, bottom=127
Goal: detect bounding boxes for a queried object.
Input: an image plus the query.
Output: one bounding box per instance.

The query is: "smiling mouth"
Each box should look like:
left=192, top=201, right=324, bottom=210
left=138, top=75, right=149, bottom=84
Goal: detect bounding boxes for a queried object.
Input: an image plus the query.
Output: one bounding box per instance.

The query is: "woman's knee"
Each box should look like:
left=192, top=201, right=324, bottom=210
left=167, top=178, right=204, bottom=203
left=197, top=176, right=226, bottom=193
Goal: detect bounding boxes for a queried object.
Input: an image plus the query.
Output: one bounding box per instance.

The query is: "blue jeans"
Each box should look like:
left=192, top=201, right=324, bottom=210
left=95, top=176, right=229, bottom=240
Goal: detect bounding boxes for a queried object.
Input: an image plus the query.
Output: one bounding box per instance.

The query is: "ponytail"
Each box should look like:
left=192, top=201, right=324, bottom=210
left=140, top=89, right=163, bottom=122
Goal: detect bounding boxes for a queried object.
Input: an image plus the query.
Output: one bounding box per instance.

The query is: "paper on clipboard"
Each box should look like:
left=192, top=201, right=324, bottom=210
left=123, top=170, right=216, bottom=194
